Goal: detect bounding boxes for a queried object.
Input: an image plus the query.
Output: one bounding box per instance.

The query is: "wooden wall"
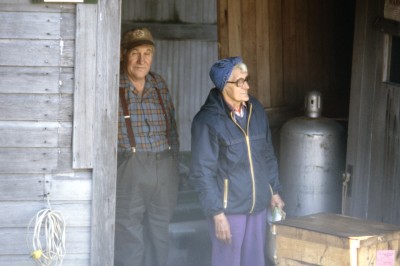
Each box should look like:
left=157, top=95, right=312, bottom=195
left=344, top=0, right=400, bottom=225
left=0, top=1, right=92, bottom=265
left=218, top=0, right=355, bottom=120
left=217, top=0, right=400, bottom=225
left=0, top=0, right=120, bottom=264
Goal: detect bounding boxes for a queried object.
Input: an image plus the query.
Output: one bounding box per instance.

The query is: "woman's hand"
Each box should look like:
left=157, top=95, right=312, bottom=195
left=271, top=194, right=285, bottom=209
left=213, top=213, right=232, bottom=244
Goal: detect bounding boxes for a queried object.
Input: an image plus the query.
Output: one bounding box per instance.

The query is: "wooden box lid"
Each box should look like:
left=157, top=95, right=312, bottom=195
left=274, top=213, right=400, bottom=238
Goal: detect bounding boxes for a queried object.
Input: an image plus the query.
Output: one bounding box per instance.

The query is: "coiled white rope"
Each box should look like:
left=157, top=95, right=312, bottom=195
left=27, top=200, right=66, bottom=266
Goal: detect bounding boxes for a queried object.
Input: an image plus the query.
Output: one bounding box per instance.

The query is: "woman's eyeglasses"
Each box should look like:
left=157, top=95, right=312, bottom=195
left=226, top=77, right=250, bottom=87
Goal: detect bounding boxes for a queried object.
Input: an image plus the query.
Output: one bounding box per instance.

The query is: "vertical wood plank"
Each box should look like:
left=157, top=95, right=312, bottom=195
left=72, top=4, right=97, bottom=169
left=268, top=0, right=284, bottom=107
left=330, top=0, right=354, bottom=118
left=367, top=0, right=393, bottom=223
left=241, top=0, right=258, bottom=99
left=227, top=0, right=241, bottom=56
left=307, top=0, right=323, bottom=93
left=282, top=0, right=298, bottom=106
left=321, top=0, right=335, bottom=116
left=344, top=0, right=379, bottom=219
left=381, top=85, right=400, bottom=223
left=217, top=0, right=228, bottom=58
left=90, top=0, right=120, bottom=265
left=256, top=0, right=271, bottom=106
left=295, top=0, right=309, bottom=104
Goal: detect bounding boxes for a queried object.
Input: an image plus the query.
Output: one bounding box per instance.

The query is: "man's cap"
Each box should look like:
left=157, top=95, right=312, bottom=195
left=209, top=56, right=243, bottom=91
left=121, top=28, right=155, bottom=50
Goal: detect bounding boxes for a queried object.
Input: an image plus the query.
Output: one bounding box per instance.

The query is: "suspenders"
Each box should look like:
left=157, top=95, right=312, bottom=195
left=119, top=88, right=137, bottom=152
left=119, top=73, right=171, bottom=153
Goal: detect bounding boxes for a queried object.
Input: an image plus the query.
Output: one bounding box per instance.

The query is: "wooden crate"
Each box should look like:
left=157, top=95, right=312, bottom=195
left=273, top=213, right=400, bottom=266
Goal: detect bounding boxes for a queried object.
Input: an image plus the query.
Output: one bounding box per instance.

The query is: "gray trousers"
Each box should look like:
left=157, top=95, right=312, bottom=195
left=114, top=150, right=179, bottom=266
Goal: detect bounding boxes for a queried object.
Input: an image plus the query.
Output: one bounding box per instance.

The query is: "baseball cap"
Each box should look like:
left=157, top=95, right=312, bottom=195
left=121, top=27, right=155, bottom=50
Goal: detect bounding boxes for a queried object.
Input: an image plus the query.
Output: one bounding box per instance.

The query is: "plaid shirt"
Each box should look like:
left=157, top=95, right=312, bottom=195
left=118, top=72, right=179, bottom=155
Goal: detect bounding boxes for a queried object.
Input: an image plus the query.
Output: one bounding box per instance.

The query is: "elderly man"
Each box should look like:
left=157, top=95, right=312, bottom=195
left=189, top=56, right=285, bottom=266
left=114, top=28, right=179, bottom=266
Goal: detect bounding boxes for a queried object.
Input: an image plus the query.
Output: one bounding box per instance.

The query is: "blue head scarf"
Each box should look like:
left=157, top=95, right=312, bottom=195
left=209, top=56, right=243, bottom=91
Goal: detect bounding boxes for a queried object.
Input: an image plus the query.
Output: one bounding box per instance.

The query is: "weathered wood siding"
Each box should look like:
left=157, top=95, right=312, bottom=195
left=344, top=0, right=400, bottom=224
left=218, top=0, right=355, bottom=120
left=121, top=0, right=218, bottom=151
left=0, top=1, right=92, bottom=265
left=73, top=4, right=97, bottom=169
left=88, top=0, right=120, bottom=264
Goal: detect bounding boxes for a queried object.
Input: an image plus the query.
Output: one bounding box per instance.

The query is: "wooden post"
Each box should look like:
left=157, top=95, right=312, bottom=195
left=73, top=4, right=97, bottom=169
left=90, top=0, right=121, bottom=265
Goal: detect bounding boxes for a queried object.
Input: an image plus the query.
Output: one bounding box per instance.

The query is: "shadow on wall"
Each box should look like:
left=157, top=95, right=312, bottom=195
left=167, top=151, right=211, bottom=266
left=168, top=220, right=211, bottom=266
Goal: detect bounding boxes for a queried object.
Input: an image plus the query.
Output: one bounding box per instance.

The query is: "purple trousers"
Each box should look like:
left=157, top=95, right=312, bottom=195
left=208, top=209, right=267, bottom=266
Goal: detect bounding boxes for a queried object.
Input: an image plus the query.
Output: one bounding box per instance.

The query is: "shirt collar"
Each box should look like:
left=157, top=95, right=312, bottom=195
left=120, top=73, right=155, bottom=95
left=225, top=102, right=247, bottom=117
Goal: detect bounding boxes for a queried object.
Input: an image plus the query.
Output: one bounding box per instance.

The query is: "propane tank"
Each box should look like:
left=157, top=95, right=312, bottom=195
left=279, top=91, right=345, bottom=217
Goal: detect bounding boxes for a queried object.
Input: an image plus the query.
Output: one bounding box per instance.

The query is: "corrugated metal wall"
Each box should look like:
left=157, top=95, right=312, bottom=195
left=122, top=0, right=216, bottom=23
left=152, top=41, right=218, bottom=151
left=122, top=0, right=218, bottom=151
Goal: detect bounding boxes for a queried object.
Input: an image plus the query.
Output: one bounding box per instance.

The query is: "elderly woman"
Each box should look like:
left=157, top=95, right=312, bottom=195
left=189, top=56, right=285, bottom=266
left=114, top=28, right=179, bottom=266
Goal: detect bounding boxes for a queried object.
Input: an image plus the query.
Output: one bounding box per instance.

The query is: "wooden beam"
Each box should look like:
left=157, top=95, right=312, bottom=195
left=217, top=0, right=229, bottom=58
left=73, top=4, right=97, bottom=169
left=282, top=0, right=297, bottom=106
left=344, top=0, right=379, bottom=218
left=268, top=0, right=283, bottom=107
left=256, top=0, right=271, bottom=107
left=227, top=0, right=241, bottom=56
left=121, top=22, right=217, bottom=41
left=373, top=16, right=400, bottom=36
left=241, top=0, right=257, bottom=99
left=89, top=0, right=120, bottom=265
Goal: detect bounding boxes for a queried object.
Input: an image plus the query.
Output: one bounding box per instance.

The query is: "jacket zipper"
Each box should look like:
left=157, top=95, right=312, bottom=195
left=230, top=104, right=256, bottom=213
left=223, top=178, right=229, bottom=209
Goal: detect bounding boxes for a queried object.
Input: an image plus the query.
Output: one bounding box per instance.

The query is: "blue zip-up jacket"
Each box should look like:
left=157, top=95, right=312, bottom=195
left=189, top=88, right=282, bottom=217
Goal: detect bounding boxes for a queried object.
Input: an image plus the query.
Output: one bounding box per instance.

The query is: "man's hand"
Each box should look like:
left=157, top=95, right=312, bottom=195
left=213, top=213, right=232, bottom=244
